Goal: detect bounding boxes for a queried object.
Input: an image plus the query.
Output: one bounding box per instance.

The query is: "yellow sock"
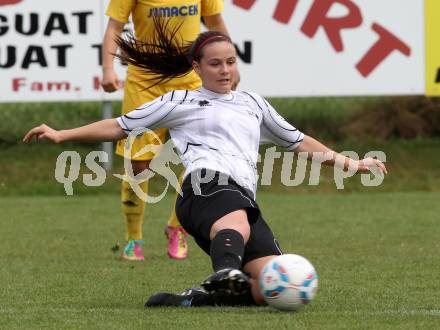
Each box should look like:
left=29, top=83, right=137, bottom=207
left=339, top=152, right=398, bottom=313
left=121, top=179, right=148, bottom=241
left=167, top=204, right=180, bottom=228
left=167, top=174, right=184, bottom=229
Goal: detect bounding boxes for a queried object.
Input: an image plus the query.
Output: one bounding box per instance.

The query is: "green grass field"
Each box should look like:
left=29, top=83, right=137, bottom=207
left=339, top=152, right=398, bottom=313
left=1, top=99, right=439, bottom=328
left=1, top=192, right=439, bottom=329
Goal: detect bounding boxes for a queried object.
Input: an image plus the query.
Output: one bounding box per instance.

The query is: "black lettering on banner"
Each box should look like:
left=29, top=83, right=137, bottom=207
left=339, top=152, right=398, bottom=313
left=91, top=44, right=102, bottom=66
left=44, top=13, right=69, bottom=36
left=15, top=13, right=39, bottom=35
left=72, top=11, right=93, bottom=34
left=234, top=41, right=252, bottom=64
left=436, top=68, right=440, bottom=83
left=0, top=15, right=8, bottom=36
left=0, top=46, right=16, bottom=68
left=51, top=44, right=73, bottom=67
left=22, top=46, right=47, bottom=68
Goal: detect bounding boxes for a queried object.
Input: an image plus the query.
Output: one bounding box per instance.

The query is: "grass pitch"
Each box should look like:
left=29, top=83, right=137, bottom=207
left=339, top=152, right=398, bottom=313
left=0, top=192, right=439, bottom=329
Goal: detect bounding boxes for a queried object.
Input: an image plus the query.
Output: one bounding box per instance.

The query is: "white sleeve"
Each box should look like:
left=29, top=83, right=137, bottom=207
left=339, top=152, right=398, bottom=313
left=116, top=90, right=189, bottom=134
left=245, top=92, right=304, bottom=150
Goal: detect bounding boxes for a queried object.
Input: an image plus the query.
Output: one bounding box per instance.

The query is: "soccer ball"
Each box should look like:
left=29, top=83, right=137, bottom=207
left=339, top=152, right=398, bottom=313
left=259, top=254, right=318, bottom=311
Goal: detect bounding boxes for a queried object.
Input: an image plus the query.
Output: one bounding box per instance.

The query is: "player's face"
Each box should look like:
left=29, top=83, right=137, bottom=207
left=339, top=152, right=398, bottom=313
left=193, top=41, right=238, bottom=94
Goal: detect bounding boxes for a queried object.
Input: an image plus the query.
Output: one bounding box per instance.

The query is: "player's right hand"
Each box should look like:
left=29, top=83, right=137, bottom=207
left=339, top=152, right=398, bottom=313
left=101, top=68, right=120, bottom=93
left=23, top=124, right=62, bottom=144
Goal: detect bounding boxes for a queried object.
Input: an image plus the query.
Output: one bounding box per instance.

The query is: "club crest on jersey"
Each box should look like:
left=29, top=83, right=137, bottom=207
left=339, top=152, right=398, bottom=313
left=148, top=5, right=198, bottom=17
left=246, top=109, right=259, bottom=120
left=198, top=100, right=211, bottom=107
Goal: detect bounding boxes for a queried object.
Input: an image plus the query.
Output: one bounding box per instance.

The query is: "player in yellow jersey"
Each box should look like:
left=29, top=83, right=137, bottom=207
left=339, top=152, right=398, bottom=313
left=101, top=0, right=230, bottom=261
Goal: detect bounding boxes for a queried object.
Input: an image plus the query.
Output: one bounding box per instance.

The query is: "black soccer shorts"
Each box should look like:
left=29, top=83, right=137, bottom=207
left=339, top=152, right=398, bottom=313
left=176, top=169, right=283, bottom=266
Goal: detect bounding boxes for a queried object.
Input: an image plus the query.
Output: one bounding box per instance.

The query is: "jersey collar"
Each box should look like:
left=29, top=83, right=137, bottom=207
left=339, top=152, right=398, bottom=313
left=199, top=87, right=234, bottom=100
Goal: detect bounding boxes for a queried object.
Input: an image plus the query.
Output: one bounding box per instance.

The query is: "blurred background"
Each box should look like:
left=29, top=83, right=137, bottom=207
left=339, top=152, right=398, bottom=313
left=1, top=0, right=439, bottom=196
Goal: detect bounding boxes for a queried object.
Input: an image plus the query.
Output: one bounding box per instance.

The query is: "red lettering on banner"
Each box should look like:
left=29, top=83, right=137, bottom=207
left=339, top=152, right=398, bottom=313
left=47, top=81, right=71, bottom=91
left=273, top=0, right=299, bottom=24
left=232, top=0, right=256, bottom=10
left=31, top=82, right=44, bottom=91
left=12, top=77, right=71, bottom=92
left=301, top=0, right=362, bottom=52
left=231, top=0, right=412, bottom=77
left=93, top=76, right=101, bottom=91
left=0, top=0, right=23, bottom=5
left=12, top=77, right=25, bottom=91
left=356, top=23, right=411, bottom=77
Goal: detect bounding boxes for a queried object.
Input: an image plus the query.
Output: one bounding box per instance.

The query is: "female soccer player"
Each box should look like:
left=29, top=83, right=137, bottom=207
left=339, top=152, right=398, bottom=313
left=23, top=23, right=387, bottom=307
left=101, top=0, right=230, bottom=261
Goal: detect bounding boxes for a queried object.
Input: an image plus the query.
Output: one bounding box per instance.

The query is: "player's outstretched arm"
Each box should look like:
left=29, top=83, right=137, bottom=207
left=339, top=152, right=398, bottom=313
left=295, top=135, right=388, bottom=174
left=23, top=119, right=125, bottom=144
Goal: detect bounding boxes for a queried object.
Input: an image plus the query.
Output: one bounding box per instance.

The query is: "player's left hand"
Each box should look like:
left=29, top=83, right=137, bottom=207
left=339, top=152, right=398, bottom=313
left=23, top=124, right=62, bottom=144
left=357, top=157, right=388, bottom=174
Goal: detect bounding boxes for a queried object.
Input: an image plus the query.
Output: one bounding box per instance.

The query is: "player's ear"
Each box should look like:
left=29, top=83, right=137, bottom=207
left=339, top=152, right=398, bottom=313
left=192, top=60, right=201, bottom=76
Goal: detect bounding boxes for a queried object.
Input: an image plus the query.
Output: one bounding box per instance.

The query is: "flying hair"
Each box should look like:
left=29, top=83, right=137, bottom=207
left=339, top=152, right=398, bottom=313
left=115, top=16, right=232, bottom=89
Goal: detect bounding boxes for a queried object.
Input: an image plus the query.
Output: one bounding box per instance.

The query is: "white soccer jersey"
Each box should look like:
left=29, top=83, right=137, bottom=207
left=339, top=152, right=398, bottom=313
left=116, top=87, right=304, bottom=196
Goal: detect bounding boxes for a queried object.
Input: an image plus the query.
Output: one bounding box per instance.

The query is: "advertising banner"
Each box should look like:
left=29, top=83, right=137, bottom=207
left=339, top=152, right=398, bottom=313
left=226, top=0, right=424, bottom=96
left=0, top=0, right=426, bottom=101
left=0, top=0, right=126, bottom=102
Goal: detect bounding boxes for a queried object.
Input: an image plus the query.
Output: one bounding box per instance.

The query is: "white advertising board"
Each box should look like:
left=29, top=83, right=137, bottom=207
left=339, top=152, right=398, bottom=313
left=0, top=0, right=126, bottom=102
left=226, top=0, right=425, bottom=96
left=0, top=0, right=425, bottom=102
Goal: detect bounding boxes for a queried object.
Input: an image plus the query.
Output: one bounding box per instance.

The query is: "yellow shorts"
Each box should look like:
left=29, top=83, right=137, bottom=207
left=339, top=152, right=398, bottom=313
left=116, top=73, right=201, bottom=161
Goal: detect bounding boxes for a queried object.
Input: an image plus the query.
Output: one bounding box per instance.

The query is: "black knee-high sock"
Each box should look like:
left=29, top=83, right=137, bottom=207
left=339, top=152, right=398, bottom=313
left=210, top=229, right=245, bottom=271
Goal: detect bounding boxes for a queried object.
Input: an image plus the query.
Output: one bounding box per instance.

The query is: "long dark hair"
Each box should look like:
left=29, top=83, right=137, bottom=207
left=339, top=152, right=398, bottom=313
left=116, top=17, right=232, bottom=88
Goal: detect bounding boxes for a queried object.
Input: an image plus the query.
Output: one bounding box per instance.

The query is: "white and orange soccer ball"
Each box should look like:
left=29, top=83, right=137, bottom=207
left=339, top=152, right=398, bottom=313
left=259, top=254, right=318, bottom=311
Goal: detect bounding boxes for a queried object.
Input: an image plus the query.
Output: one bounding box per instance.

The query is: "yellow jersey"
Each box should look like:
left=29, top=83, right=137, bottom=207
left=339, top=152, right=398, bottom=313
left=106, top=0, right=224, bottom=89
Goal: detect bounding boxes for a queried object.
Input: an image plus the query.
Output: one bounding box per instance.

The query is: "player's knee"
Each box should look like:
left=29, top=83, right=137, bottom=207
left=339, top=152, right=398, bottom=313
left=210, top=210, right=250, bottom=241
